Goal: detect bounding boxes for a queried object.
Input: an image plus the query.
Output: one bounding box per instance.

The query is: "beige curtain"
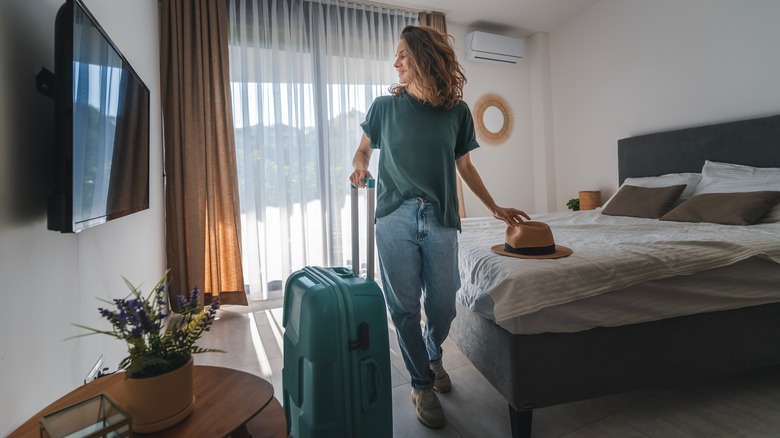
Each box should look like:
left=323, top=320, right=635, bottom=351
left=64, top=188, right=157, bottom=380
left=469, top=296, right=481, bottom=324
left=107, top=72, right=150, bottom=220
left=418, top=11, right=447, bottom=33
left=160, top=0, right=247, bottom=308
left=419, top=11, right=466, bottom=218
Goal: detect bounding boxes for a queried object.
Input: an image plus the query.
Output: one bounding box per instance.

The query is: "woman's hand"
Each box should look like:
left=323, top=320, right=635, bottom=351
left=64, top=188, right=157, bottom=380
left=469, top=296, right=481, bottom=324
left=349, top=168, right=374, bottom=188
left=491, top=206, right=530, bottom=227
left=350, top=133, right=374, bottom=188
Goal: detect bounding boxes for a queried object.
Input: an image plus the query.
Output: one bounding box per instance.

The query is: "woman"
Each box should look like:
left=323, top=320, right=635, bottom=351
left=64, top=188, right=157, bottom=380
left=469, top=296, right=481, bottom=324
left=349, top=25, right=528, bottom=429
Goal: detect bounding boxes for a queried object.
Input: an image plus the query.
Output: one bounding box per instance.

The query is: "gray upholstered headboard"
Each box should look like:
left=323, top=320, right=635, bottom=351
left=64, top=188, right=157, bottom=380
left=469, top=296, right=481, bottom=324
left=617, top=114, right=780, bottom=184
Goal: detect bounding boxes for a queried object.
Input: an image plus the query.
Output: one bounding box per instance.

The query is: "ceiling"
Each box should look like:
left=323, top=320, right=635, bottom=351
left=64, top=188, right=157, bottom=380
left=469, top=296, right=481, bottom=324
left=385, top=0, right=602, bottom=36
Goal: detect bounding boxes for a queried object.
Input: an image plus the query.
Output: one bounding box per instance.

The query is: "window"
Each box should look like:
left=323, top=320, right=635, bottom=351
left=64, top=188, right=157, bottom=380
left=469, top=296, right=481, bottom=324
left=227, top=0, right=417, bottom=299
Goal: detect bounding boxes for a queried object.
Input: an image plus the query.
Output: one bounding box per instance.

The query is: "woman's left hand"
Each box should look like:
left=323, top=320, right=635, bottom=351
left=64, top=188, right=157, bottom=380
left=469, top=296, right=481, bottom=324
left=492, top=206, right=530, bottom=227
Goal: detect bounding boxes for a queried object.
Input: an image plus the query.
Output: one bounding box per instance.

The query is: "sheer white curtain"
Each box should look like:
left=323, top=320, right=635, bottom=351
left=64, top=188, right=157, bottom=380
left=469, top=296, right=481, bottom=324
left=227, top=0, right=417, bottom=300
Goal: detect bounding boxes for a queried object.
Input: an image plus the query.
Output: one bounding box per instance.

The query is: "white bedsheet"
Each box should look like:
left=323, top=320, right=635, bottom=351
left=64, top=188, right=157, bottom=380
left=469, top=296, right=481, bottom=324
left=497, top=257, right=780, bottom=334
left=457, top=210, right=780, bottom=323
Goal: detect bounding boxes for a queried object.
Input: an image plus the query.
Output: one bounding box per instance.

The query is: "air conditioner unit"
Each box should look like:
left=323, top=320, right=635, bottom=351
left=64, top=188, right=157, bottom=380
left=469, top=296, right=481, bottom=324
left=465, top=31, right=524, bottom=64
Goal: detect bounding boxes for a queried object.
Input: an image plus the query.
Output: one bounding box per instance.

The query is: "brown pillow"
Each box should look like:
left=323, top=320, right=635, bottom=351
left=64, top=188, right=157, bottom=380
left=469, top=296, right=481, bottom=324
left=601, top=184, right=686, bottom=219
left=660, top=191, right=780, bottom=225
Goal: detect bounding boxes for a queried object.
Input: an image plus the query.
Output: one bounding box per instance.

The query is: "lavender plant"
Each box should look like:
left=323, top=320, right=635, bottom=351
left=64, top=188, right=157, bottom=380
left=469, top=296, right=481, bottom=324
left=73, top=271, right=223, bottom=378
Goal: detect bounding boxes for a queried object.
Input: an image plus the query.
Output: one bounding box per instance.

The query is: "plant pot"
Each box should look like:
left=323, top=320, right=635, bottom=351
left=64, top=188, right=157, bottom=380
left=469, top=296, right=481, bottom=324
left=124, top=357, right=195, bottom=433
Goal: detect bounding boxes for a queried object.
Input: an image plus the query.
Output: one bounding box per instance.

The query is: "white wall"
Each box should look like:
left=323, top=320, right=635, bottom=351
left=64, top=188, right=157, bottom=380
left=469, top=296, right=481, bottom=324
left=449, top=23, right=539, bottom=217
left=0, top=0, right=163, bottom=434
left=550, top=0, right=780, bottom=209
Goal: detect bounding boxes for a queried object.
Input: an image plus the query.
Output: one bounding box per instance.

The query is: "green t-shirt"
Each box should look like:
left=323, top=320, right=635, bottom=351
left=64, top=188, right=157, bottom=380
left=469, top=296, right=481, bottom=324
left=361, top=92, right=480, bottom=230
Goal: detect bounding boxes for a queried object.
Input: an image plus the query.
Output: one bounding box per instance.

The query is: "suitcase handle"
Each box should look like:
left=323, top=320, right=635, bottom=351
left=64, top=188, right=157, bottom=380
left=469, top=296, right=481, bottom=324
left=330, top=266, right=355, bottom=278
left=350, top=178, right=376, bottom=280
left=359, top=357, right=383, bottom=412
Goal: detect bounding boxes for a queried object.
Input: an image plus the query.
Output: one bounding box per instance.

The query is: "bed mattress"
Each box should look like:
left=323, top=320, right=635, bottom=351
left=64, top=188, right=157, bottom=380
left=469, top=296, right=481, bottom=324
left=493, top=257, right=780, bottom=334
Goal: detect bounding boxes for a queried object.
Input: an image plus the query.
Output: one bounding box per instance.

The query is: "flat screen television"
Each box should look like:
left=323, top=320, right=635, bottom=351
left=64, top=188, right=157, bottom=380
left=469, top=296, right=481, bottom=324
left=48, top=0, right=150, bottom=233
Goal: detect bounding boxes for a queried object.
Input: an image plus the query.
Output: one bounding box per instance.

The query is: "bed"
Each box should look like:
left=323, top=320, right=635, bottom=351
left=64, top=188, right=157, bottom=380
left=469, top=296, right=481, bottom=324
left=448, top=113, right=780, bottom=438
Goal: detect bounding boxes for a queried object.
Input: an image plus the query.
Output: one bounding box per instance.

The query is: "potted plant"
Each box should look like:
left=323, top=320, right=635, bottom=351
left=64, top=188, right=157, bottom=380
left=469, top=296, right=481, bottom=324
left=566, top=198, right=580, bottom=211
left=73, top=270, right=222, bottom=432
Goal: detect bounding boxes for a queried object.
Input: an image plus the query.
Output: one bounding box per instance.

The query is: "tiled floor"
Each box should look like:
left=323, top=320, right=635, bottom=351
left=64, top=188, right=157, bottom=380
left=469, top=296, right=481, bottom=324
left=197, top=301, right=780, bottom=437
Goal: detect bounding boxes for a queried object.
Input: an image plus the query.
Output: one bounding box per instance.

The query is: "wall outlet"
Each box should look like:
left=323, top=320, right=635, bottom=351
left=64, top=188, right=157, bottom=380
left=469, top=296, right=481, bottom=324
left=84, top=355, right=104, bottom=384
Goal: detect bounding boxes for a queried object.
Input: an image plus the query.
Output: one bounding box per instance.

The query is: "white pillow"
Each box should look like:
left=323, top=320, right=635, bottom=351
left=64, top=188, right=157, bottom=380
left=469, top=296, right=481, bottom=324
left=694, top=160, right=780, bottom=223
left=602, top=172, right=702, bottom=209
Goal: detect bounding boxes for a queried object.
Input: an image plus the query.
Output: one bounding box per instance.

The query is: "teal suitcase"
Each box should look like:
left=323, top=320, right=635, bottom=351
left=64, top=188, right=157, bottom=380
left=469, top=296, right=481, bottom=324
left=283, top=180, right=392, bottom=438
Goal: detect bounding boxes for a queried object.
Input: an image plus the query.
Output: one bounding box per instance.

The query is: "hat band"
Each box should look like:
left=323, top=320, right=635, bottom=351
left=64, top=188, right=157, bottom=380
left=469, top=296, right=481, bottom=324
left=504, top=243, right=556, bottom=256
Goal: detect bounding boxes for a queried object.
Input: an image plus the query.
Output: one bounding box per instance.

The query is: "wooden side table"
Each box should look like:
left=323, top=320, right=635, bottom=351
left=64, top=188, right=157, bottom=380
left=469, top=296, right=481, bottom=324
left=9, top=366, right=284, bottom=438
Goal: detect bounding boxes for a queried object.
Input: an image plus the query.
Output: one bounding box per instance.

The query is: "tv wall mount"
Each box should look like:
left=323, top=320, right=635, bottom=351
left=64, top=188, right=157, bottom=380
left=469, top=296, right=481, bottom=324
left=36, top=67, right=55, bottom=99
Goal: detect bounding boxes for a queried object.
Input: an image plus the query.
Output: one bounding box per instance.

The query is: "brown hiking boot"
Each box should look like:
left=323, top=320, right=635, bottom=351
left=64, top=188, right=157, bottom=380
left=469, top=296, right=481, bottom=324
left=410, top=388, right=446, bottom=428
left=431, top=358, right=452, bottom=393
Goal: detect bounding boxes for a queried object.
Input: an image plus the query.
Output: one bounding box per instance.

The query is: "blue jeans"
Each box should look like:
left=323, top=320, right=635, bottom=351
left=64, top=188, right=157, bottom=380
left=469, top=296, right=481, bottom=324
left=375, top=198, right=460, bottom=390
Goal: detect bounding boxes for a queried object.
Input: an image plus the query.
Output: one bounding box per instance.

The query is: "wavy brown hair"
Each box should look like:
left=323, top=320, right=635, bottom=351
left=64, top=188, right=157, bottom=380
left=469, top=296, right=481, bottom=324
left=389, top=25, right=467, bottom=110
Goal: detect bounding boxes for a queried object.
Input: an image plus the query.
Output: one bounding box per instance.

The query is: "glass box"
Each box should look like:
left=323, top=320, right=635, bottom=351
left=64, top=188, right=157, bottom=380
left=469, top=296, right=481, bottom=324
left=39, top=393, right=131, bottom=438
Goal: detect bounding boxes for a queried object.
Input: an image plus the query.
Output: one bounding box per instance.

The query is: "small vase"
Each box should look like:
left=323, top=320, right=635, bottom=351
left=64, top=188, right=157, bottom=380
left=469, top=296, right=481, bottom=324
left=579, top=190, right=601, bottom=211
left=124, top=357, right=195, bottom=433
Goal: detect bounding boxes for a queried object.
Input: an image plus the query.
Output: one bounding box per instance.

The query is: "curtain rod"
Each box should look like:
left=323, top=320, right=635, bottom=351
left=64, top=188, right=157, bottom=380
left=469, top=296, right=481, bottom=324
left=328, top=0, right=429, bottom=14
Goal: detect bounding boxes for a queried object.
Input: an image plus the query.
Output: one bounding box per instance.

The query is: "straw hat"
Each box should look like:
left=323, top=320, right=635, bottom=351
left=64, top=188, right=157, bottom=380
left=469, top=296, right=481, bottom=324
left=490, top=221, right=573, bottom=259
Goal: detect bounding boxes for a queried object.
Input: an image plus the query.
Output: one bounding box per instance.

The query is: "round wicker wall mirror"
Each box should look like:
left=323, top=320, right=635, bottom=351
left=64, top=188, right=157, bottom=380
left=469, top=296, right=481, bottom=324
left=473, top=92, right=514, bottom=146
